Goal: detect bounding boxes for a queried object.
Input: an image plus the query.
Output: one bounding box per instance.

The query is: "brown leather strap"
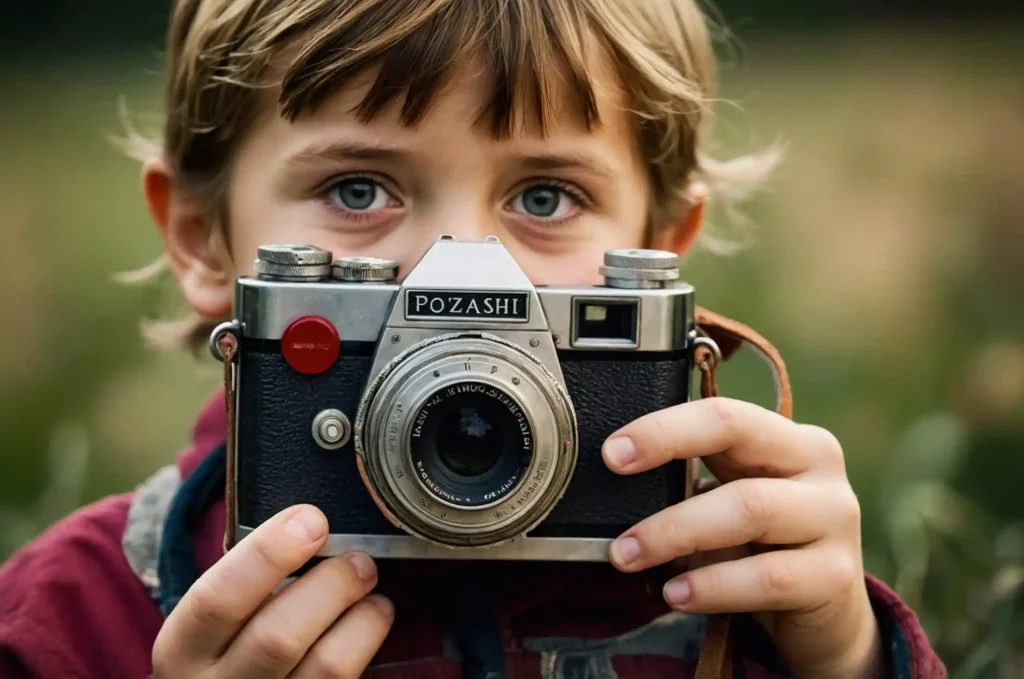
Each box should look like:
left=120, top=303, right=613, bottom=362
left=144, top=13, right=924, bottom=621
left=221, top=340, right=238, bottom=552
left=695, top=306, right=792, bottom=419
left=693, top=305, right=794, bottom=679
left=695, top=613, right=734, bottom=679
left=696, top=307, right=790, bottom=419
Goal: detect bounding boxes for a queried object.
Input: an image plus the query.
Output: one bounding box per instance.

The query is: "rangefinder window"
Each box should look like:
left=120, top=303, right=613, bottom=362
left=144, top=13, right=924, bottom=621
left=571, top=298, right=640, bottom=349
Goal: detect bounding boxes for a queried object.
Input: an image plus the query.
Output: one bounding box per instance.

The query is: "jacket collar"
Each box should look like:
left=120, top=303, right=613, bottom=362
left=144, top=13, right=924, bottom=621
left=178, top=389, right=229, bottom=577
left=180, top=389, right=228, bottom=479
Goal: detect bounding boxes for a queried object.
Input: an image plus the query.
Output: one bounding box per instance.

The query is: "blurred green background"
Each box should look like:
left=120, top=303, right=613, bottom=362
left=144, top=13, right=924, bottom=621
left=1, top=2, right=1022, bottom=676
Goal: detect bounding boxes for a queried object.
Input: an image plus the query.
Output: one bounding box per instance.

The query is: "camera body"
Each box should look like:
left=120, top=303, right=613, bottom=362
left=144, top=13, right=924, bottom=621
left=218, top=236, right=705, bottom=562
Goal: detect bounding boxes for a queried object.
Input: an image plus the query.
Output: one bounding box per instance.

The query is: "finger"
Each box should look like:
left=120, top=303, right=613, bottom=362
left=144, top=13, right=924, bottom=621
left=661, top=547, right=861, bottom=614
left=610, top=478, right=854, bottom=572
left=290, top=595, right=395, bottom=679
left=602, top=398, right=845, bottom=479
left=217, top=552, right=380, bottom=678
left=162, top=505, right=328, bottom=660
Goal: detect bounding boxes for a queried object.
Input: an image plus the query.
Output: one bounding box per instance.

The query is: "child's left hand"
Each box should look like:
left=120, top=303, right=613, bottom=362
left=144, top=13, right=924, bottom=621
left=603, top=397, right=884, bottom=679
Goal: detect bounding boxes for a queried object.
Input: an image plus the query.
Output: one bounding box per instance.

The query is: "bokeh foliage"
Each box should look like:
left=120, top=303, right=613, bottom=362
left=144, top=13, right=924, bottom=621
left=0, top=26, right=1022, bottom=677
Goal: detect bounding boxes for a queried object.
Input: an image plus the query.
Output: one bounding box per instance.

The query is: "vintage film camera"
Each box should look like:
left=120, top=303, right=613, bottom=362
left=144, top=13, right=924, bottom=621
left=211, top=236, right=719, bottom=561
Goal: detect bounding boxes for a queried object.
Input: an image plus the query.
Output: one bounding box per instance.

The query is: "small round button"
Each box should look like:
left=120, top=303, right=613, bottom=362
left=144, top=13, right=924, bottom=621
left=322, top=421, right=341, bottom=440
left=312, top=409, right=351, bottom=450
left=281, top=316, right=340, bottom=374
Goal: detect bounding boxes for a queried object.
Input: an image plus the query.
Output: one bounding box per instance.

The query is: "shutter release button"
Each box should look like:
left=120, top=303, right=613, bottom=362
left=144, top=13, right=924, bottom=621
left=281, top=316, right=340, bottom=374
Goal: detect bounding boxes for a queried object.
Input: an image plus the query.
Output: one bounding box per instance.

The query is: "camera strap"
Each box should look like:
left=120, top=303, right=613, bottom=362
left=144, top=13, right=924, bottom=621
left=694, top=306, right=793, bottom=418
left=220, top=338, right=238, bottom=552
left=692, top=305, right=794, bottom=679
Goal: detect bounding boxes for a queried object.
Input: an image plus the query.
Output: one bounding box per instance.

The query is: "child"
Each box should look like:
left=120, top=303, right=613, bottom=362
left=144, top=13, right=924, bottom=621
left=0, top=1, right=945, bottom=677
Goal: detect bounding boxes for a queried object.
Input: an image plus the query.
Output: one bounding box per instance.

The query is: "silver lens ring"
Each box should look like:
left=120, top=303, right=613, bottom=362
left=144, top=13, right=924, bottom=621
left=355, top=333, right=578, bottom=548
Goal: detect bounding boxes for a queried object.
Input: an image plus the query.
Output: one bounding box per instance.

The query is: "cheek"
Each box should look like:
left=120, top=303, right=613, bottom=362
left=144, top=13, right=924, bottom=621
left=224, top=184, right=358, bottom=276
left=224, top=191, right=428, bottom=279
left=516, top=223, right=647, bottom=286
left=224, top=168, right=284, bottom=275
left=513, top=241, right=625, bottom=287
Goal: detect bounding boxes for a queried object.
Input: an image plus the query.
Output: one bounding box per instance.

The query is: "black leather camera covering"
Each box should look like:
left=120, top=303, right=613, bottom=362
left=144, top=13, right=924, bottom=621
left=236, top=344, right=692, bottom=540
left=237, top=346, right=402, bottom=536
left=536, top=353, right=691, bottom=537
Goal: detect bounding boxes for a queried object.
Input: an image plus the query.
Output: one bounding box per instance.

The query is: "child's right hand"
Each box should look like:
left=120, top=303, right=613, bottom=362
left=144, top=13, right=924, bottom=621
left=152, top=504, right=393, bottom=678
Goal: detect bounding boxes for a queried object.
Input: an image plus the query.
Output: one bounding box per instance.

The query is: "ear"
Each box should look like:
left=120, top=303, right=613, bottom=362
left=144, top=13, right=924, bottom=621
left=651, top=183, right=706, bottom=256
left=143, top=158, right=234, bottom=319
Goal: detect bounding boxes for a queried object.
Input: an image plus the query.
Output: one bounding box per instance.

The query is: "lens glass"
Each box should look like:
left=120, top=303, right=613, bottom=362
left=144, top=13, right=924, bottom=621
left=410, top=382, right=534, bottom=507
left=435, top=405, right=503, bottom=476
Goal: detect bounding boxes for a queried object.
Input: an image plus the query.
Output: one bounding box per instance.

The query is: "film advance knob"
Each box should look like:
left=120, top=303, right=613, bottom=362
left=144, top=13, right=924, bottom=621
left=254, top=244, right=333, bottom=279
left=600, top=249, right=681, bottom=288
left=332, top=256, right=400, bottom=283
left=257, top=244, right=334, bottom=266
left=603, top=248, right=679, bottom=270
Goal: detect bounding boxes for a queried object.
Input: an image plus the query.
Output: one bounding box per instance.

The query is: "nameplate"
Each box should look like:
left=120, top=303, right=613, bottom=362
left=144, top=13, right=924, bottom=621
left=405, top=290, right=530, bottom=322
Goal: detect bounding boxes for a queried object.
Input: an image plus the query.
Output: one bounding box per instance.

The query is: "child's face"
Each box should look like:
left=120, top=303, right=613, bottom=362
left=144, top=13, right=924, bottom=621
left=148, top=52, right=699, bottom=321
left=227, top=57, right=652, bottom=286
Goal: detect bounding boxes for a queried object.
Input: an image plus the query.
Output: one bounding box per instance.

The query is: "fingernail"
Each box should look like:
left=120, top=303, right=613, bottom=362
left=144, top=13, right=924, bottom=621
left=286, top=506, right=326, bottom=542
left=664, top=578, right=691, bottom=607
left=347, top=552, right=377, bottom=581
left=604, top=437, right=636, bottom=468
left=611, top=536, right=641, bottom=566
left=370, top=595, right=394, bottom=619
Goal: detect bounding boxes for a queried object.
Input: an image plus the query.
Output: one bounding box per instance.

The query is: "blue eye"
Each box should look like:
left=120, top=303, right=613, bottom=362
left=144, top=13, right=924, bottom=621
left=511, top=186, right=575, bottom=219
left=328, top=179, right=394, bottom=211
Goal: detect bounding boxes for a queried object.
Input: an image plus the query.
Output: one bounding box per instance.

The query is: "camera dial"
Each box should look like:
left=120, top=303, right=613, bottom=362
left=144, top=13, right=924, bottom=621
left=600, top=248, right=680, bottom=289
left=332, top=256, right=400, bottom=283
left=254, top=244, right=333, bottom=280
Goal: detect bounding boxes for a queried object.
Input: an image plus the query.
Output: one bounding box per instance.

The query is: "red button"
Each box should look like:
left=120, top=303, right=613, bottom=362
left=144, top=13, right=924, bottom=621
left=281, top=316, right=340, bottom=375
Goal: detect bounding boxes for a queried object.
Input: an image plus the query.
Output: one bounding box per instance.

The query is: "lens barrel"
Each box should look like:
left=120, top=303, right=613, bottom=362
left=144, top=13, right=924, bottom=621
left=355, top=334, right=577, bottom=547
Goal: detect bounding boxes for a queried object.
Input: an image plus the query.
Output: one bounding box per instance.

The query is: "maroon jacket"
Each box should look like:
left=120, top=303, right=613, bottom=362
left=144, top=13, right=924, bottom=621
left=0, top=391, right=946, bottom=678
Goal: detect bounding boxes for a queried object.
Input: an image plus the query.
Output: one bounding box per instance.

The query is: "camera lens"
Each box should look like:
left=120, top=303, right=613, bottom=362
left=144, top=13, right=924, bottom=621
left=357, top=335, right=578, bottom=547
left=410, top=382, right=533, bottom=508
left=435, top=405, right=502, bottom=477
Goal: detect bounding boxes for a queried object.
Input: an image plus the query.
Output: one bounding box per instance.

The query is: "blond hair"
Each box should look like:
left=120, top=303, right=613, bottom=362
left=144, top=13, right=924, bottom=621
left=126, top=0, right=778, bottom=354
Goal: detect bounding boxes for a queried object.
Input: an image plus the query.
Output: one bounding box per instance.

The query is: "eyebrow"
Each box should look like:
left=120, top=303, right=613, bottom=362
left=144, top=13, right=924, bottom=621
left=286, top=140, right=615, bottom=179
left=512, top=151, right=615, bottom=179
left=286, top=140, right=413, bottom=168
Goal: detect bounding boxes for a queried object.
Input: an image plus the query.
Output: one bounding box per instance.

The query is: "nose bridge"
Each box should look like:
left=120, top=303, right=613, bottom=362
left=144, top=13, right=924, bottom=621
left=398, top=202, right=497, bottom=274
left=417, top=183, right=500, bottom=244
left=428, top=219, right=495, bottom=243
